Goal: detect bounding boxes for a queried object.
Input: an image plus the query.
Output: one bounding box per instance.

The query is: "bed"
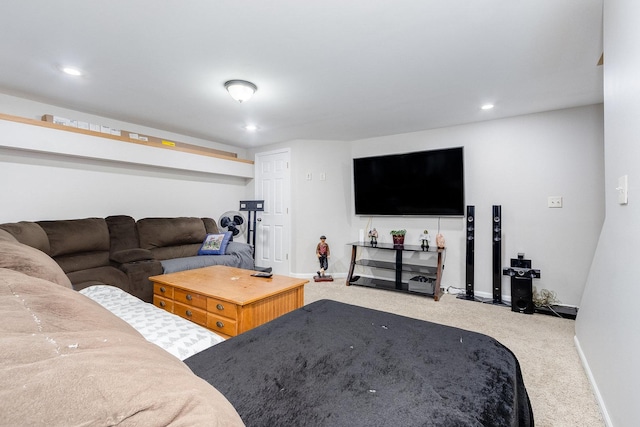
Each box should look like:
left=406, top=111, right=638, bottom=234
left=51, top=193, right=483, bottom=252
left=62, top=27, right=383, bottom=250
left=185, top=299, right=533, bottom=426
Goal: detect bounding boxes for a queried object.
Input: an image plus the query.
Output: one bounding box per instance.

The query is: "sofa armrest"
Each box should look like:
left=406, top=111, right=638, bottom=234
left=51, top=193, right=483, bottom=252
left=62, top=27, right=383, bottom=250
left=110, top=248, right=154, bottom=264
left=118, top=260, right=164, bottom=302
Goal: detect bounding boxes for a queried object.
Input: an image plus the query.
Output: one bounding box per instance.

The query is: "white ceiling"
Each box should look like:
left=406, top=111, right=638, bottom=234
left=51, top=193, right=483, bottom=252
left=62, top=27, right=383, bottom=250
left=0, top=1, right=603, bottom=149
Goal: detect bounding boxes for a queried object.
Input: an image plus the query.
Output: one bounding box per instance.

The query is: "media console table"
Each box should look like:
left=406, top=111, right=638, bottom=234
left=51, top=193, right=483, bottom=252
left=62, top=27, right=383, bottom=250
left=346, top=242, right=445, bottom=301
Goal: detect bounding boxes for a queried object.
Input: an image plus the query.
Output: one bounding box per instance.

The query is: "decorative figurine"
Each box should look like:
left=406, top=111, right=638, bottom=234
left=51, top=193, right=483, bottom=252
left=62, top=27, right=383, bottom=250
left=368, top=228, right=378, bottom=246
left=314, top=235, right=333, bottom=282
left=419, top=229, right=430, bottom=250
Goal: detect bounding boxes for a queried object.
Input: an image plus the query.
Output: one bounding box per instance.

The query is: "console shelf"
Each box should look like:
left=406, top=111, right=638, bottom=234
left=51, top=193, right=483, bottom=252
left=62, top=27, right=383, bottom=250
left=346, top=242, right=445, bottom=301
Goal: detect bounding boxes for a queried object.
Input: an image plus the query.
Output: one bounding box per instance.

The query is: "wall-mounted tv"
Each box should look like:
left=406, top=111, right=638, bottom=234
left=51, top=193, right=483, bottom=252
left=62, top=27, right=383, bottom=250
left=353, top=147, right=464, bottom=216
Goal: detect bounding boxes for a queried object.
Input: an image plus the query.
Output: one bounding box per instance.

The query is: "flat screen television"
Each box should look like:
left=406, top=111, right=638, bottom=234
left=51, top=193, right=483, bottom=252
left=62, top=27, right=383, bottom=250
left=353, top=147, right=464, bottom=216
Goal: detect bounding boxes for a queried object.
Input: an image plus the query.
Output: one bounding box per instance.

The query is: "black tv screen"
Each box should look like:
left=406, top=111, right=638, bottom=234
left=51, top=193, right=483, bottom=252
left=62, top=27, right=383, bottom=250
left=353, top=147, right=464, bottom=216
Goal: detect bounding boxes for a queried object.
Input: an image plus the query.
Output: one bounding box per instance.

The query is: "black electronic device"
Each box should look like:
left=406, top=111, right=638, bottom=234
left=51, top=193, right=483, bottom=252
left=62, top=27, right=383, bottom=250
left=492, top=205, right=502, bottom=303
left=510, top=277, right=535, bottom=314
left=353, top=147, right=464, bottom=216
left=251, top=271, right=273, bottom=278
left=503, top=254, right=540, bottom=314
left=239, top=200, right=265, bottom=212
left=464, top=205, right=475, bottom=299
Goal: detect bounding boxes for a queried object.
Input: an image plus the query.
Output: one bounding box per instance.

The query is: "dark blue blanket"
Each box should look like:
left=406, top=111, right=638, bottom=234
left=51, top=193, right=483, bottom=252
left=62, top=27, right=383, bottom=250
left=185, top=299, right=533, bottom=427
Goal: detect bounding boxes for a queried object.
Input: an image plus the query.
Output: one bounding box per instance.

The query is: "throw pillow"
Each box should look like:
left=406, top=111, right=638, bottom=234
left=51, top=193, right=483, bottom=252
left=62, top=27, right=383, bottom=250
left=198, top=232, right=232, bottom=255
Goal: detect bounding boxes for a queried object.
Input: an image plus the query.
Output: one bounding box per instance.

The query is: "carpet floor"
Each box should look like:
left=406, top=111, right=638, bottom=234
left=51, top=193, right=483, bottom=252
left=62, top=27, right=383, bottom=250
left=304, top=280, right=604, bottom=427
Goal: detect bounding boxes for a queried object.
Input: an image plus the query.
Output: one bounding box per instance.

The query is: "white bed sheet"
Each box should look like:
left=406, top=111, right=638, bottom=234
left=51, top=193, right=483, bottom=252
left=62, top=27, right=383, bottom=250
left=80, top=285, right=224, bottom=360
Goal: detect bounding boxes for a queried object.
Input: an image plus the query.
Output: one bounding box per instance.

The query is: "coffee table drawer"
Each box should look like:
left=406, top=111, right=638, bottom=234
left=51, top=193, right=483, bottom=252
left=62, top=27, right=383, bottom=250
left=154, top=283, right=174, bottom=299
left=174, top=289, right=207, bottom=309
left=153, top=295, right=174, bottom=312
left=174, top=302, right=207, bottom=327
left=207, top=297, right=238, bottom=320
left=207, top=313, right=238, bottom=337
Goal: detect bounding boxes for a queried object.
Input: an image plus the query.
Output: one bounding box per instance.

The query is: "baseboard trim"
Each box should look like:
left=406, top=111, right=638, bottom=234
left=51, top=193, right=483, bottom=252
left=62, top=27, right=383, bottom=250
left=574, top=335, right=612, bottom=427
left=288, top=272, right=347, bottom=280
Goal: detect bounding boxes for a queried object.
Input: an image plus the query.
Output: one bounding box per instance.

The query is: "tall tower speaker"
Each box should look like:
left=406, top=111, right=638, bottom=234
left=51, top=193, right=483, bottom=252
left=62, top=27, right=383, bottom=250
left=492, top=205, right=502, bottom=303
left=465, top=205, right=475, bottom=299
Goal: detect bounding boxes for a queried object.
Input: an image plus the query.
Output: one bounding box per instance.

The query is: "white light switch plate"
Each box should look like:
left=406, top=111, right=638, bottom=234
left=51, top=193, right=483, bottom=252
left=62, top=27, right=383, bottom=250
left=618, top=175, right=628, bottom=205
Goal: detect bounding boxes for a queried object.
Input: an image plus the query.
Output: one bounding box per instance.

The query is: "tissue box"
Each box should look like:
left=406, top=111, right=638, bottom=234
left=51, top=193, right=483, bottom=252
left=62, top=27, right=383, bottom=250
left=408, top=276, right=434, bottom=294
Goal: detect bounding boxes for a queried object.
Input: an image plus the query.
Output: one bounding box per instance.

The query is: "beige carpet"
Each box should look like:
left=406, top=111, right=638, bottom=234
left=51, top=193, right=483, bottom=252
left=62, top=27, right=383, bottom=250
left=304, top=280, right=604, bottom=427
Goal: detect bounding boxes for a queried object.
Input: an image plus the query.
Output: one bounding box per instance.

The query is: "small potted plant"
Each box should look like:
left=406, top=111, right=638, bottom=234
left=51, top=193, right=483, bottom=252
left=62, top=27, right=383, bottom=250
left=390, top=229, right=406, bottom=246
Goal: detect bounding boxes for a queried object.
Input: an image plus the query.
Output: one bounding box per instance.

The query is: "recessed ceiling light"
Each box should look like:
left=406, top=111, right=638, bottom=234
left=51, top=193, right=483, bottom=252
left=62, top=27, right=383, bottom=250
left=244, top=124, right=258, bottom=131
left=481, top=104, right=494, bottom=110
left=61, top=66, right=83, bottom=76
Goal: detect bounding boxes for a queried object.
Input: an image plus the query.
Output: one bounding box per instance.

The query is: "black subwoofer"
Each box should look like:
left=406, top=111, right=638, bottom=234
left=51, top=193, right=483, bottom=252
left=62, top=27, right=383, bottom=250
left=511, top=277, right=535, bottom=314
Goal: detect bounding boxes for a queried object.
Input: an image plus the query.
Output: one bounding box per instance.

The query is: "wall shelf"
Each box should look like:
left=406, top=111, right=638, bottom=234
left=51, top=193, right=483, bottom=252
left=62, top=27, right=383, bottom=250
left=0, top=113, right=254, bottom=179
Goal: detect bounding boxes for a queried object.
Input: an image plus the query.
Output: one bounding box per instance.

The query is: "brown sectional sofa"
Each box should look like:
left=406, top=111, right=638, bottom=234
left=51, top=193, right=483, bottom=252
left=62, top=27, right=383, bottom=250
left=0, top=215, right=254, bottom=303
left=0, top=227, right=244, bottom=425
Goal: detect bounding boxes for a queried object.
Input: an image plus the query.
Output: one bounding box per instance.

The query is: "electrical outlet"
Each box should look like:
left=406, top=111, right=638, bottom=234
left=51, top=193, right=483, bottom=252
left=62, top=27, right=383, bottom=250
left=548, top=196, right=563, bottom=208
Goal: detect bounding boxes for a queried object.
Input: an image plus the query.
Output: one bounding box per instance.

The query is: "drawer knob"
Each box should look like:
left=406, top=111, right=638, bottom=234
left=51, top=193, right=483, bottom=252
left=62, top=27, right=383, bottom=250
left=159, top=301, right=166, bottom=308
left=216, top=321, right=224, bottom=328
left=186, top=310, right=193, bottom=317
left=160, top=287, right=166, bottom=293
left=216, top=304, right=224, bottom=311
left=186, top=294, right=193, bottom=301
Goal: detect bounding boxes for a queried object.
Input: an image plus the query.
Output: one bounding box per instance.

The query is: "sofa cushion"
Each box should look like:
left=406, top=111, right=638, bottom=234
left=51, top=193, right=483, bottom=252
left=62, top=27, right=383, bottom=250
left=137, top=217, right=208, bottom=249
left=0, top=268, right=244, bottom=426
left=0, top=221, right=50, bottom=253
left=38, top=218, right=110, bottom=257
left=0, top=239, right=72, bottom=289
left=54, top=251, right=111, bottom=273
left=202, top=217, right=221, bottom=234
left=106, top=215, right=140, bottom=253
left=66, top=266, right=130, bottom=292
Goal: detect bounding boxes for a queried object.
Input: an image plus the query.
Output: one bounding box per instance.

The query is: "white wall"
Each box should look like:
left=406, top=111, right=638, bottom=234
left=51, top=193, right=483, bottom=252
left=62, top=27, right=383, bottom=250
left=0, top=95, right=253, bottom=223
left=2, top=94, right=604, bottom=308
left=350, top=105, right=604, bottom=306
left=575, top=0, right=640, bottom=425
left=249, top=140, right=353, bottom=277
left=251, top=105, right=603, bottom=306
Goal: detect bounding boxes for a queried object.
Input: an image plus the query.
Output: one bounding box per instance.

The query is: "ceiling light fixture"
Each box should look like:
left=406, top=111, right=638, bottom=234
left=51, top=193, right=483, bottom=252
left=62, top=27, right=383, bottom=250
left=224, top=80, right=257, bottom=103
left=61, top=66, right=83, bottom=76
left=481, top=104, right=494, bottom=110
left=244, top=124, right=258, bottom=131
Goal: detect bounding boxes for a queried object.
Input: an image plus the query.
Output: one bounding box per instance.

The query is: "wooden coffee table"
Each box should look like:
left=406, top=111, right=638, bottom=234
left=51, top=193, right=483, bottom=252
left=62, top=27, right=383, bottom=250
left=150, top=266, right=307, bottom=338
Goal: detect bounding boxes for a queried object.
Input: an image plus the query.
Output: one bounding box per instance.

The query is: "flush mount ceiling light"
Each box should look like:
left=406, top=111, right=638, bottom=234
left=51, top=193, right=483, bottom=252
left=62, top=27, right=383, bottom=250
left=224, top=80, right=257, bottom=103
left=481, top=103, right=495, bottom=110
left=244, top=124, right=258, bottom=131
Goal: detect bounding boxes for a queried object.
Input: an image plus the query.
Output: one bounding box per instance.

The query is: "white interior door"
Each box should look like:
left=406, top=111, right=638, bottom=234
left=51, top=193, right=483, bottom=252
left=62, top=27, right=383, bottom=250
left=254, top=149, right=290, bottom=275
